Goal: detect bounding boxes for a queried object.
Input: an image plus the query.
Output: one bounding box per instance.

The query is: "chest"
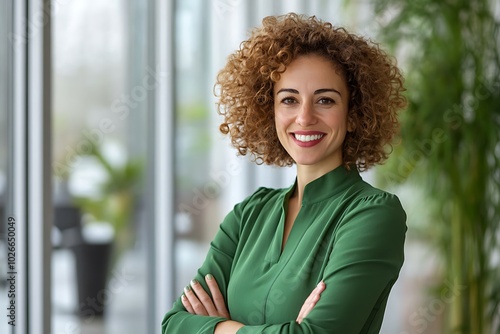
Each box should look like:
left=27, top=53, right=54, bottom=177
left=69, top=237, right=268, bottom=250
left=226, top=202, right=342, bottom=325
left=282, top=197, right=300, bottom=251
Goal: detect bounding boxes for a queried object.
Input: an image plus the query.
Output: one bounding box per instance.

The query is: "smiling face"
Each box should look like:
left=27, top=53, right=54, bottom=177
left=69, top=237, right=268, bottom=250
left=274, top=54, right=350, bottom=174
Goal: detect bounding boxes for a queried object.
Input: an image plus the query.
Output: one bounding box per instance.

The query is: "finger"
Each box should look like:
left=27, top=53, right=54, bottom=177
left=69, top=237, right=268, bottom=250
left=190, top=279, right=219, bottom=316
left=181, top=294, right=195, bottom=314
left=297, top=294, right=319, bottom=324
left=317, top=281, right=326, bottom=292
left=205, top=274, right=230, bottom=318
left=297, top=297, right=313, bottom=323
left=301, top=282, right=324, bottom=308
left=296, top=282, right=326, bottom=324
left=298, top=293, right=320, bottom=321
left=297, top=297, right=314, bottom=325
left=184, top=284, right=208, bottom=316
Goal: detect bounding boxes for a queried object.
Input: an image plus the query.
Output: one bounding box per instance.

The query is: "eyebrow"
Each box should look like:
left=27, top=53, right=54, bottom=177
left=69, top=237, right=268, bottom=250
left=276, top=88, right=342, bottom=97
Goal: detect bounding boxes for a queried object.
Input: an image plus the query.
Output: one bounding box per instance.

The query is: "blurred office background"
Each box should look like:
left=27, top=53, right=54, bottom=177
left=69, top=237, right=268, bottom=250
left=0, top=0, right=499, bottom=333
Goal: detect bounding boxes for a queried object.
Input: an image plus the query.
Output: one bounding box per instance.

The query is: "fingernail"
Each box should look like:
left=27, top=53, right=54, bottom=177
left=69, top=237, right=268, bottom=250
left=190, top=279, right=199, bottom=286
left=184, top=285, right=191, bottom=293
left=206, top=274, right=213, bottom=280
left=181, top=294, right=186, bottom=300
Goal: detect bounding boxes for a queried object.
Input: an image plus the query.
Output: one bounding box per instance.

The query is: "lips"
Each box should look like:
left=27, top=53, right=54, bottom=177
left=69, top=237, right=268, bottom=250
left=291, top=131, right=326, bottom=147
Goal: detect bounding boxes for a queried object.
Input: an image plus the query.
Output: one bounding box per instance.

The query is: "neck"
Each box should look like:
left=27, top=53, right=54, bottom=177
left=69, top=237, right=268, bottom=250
left=293, top=163, right=343, bottom=203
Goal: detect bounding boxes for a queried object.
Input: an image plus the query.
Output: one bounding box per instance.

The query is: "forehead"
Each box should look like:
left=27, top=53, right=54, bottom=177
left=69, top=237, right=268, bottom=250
left=274, top=54, right=347, bottom=91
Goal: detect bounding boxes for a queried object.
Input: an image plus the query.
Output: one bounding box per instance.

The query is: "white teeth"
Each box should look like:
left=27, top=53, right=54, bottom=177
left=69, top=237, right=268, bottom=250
left=294, top=134, right=324, bottom=142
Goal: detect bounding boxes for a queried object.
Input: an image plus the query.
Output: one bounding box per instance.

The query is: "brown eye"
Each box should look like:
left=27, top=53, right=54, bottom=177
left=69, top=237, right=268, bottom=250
left=318, top=97, right=335, bottom=104
left=281, top=97, right=297, bottom=104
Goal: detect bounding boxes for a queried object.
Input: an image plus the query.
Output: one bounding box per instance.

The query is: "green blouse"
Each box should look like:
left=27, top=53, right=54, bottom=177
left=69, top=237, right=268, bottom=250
left=162, top=166, right=407, bottom=333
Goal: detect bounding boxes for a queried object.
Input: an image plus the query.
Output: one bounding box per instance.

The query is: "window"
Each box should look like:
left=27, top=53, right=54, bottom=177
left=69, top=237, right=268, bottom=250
left=0, top=1, right=406, bottom=332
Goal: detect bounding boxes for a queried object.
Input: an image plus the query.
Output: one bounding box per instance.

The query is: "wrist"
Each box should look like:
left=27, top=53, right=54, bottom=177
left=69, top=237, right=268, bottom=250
left=215, top=320, right=245, bottom=334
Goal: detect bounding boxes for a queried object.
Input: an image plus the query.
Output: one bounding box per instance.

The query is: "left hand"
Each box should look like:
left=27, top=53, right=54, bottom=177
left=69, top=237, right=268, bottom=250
left=296, top=281, right=326, bottom=324
left=182, top=274, right=231, bottom=319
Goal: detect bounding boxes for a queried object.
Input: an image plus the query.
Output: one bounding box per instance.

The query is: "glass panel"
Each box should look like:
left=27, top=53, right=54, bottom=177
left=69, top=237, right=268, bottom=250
left=174, top=0, right=213, bottom=293
left=51, top=1, right=150, bottom=332
left=0, top=1, right=10, bottom=333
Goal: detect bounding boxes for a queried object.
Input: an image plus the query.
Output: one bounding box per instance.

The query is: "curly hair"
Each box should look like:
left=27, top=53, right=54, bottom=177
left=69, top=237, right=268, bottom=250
left=215, top=13, right=406, bottom=171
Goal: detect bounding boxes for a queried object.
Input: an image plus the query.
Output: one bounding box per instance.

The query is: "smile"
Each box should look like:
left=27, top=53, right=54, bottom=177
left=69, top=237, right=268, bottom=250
left=291, top=132, right=325, bottom=147
left=294, top=134, right=324, bottom=142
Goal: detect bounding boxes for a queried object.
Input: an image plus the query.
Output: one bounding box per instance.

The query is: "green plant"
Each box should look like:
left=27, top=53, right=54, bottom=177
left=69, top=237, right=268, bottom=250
left=372, top=0, right=500, bottom=332
left=73, top=142, right=143, bottom=267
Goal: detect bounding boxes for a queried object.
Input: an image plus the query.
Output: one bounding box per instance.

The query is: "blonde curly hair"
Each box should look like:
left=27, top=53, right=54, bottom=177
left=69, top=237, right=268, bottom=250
left=215, top=13, right=406, bottom=171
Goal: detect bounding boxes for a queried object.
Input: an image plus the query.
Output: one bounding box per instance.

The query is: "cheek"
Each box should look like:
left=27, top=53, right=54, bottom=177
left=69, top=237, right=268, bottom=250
left=274, top=111, right=288, bottom=130
left=335, top=111, right=349, bottom=130
left=274, top=114, right=289, bottom=142
left=324, top=113, right=347, bottom=130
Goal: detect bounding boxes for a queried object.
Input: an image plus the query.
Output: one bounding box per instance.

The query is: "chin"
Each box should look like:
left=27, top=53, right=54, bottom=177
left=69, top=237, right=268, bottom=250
left=291, top=153, right=343, bottom=169
left=292, top=157, right=322, bottom=166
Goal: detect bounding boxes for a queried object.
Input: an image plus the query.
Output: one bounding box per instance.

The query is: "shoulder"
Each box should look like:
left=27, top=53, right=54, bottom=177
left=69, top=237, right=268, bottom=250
left=223, top=186, right=287, bottom=235
left=233, top=186, right=287, bottom=214
left=247, top=186, right=286, bottom=201
left=333, top=182, right=407, bottom=262
left=348, top=178, right=405, bottom=214
left=341, top=180, right=407, bottom=232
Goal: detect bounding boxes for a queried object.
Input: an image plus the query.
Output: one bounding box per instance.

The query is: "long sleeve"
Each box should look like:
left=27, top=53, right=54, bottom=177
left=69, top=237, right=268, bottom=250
left=161, top=193, right=251, bottom=334
left=162, top=166, right=407, bottom=334
left=235, top=193, right=406, bottom=334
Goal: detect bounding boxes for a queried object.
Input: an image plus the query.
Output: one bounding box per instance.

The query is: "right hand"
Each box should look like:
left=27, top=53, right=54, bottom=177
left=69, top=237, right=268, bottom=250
left=296, top=281, right=326, bottom=324
left=181, top=274, right=231, bottom=319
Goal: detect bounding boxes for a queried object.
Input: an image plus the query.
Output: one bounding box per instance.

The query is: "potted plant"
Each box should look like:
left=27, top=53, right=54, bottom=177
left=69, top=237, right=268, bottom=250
left=70, top=141, right=143, bottom=316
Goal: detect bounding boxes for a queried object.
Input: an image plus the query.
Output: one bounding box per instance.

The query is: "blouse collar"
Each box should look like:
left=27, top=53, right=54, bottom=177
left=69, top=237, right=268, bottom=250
left=286, top=165, right=362, bottom=205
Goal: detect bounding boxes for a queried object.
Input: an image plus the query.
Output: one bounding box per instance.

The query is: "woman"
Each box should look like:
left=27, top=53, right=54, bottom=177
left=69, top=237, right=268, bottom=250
left=162, top=13, right=407, bottom=334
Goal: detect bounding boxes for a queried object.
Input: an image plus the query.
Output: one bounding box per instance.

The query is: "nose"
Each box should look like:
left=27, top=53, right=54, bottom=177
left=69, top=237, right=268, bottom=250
left=295, top=101, right=317, bottom=126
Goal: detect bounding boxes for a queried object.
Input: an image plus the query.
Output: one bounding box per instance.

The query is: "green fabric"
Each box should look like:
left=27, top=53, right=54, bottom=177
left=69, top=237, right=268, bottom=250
left=162, top=166, right=407, bottom=334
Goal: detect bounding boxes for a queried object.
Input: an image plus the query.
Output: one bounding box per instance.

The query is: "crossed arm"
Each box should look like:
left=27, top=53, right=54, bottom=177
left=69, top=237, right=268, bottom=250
left=162, top=191, right=406, bottom=333
left=181, top=274, right=326, bottom=334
